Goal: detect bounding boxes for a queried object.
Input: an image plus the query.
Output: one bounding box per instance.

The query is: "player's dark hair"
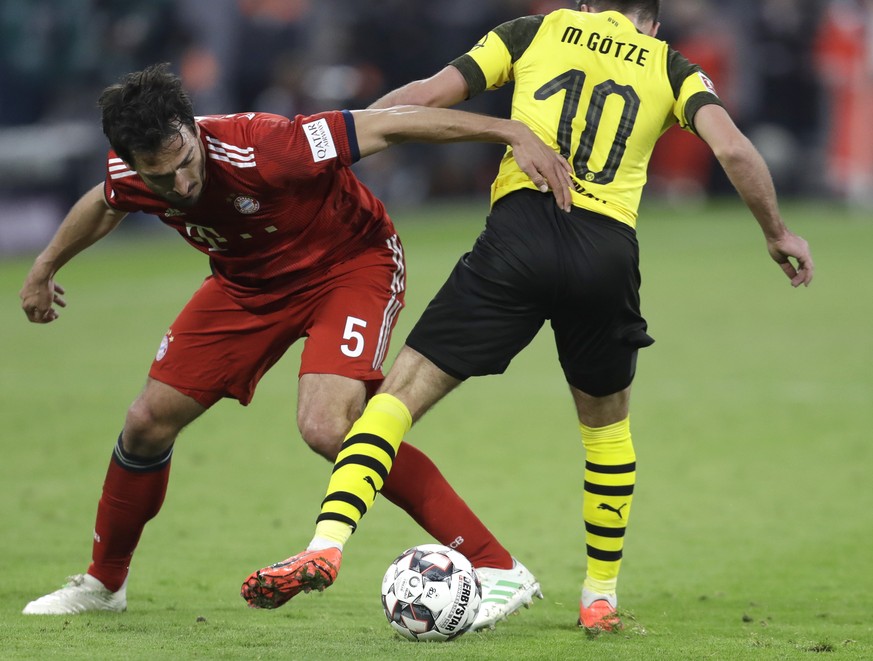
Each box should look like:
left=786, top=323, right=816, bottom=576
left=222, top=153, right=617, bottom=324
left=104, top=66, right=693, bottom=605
left=576, top=0, right=661, bottom=24
left=98, top=63, right=195, bottom=165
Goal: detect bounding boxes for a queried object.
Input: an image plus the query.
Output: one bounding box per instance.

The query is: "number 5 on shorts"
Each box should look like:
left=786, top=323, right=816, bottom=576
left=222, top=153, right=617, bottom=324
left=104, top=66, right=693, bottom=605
left=341, top=316, right=367, bottom=358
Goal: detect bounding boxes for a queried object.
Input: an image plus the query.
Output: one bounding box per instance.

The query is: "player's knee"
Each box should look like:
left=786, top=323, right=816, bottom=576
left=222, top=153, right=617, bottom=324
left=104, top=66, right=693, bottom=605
left=297, top=411, right=348, bottom=461
left=122, top=398, right=179, bottom=457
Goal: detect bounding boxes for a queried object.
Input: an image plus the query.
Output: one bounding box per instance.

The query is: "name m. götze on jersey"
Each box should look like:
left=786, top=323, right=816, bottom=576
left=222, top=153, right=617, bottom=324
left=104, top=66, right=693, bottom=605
left=560, top=25, right=650, bottom=68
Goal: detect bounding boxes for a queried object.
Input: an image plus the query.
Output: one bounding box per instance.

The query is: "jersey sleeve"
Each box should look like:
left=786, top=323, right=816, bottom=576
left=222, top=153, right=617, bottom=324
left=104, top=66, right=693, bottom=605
left=252, top=110, right=360, bottom=188
left=449, top=16, right=544, bottom=98
left=667, top=49, right=725, bottom=134
left=103, top=154, right=150, bottom=212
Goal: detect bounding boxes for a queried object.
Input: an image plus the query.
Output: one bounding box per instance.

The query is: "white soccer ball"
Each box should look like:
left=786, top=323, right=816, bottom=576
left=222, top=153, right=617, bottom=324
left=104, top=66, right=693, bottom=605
left=380, top=544, right=482, bottom=642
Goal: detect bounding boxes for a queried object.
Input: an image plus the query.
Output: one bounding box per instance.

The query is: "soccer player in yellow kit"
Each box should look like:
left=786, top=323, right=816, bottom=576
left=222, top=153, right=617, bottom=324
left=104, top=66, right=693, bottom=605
left=244, top=0, right=814, bottom=631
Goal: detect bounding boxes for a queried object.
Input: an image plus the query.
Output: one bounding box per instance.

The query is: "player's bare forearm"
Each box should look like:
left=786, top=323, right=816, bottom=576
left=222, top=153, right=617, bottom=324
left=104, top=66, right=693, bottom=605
left=32, top=183, right=126, bottom=276
left=21, top=183, right=127, bottom=322
left=353, top=106, right=573, bottom=210
left=695, top=105, right=814, bottom=286
left=718, top=141, right=782, bottom=235
left=718, top=144, right=813, bottom=286
left=367, top=66, right=469, bottom=110
left=353, top=106, right=510, bottom=152
left=695, top=107, right=779, bottom=233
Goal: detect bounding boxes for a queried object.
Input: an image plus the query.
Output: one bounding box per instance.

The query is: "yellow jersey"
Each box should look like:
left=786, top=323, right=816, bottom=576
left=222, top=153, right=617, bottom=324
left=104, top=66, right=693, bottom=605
left=451, top=9, right=724, bottom=227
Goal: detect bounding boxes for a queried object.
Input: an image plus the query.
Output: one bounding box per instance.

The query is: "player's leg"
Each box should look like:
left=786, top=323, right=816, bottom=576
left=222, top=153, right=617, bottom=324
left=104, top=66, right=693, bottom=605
left=379, top=349, right=543, bottom=632
left=307, top=206, right=546, bottom=565
left=296, top=372, right=513, bottom=569
left=311, top=346, right=462, bottom=549
left=240, top=373, right=448, bottom=611
left=382, top=196, right=552, bottom=629
left=87, top=278, right=274, bottom=600
left=23, top=378, right=205, bottom=615
left=240, top=379, right=427, bottom=610
left=24, top=277, right=286, bottom=615
left=89, top=379, right=206, bottom=589
left=353, top=197, right=557, bottom=625
left=296, top=372, right=367, bottom=461
left=240, top=241, right=416, bottom=608
left=570, top=385, right=635, bottom=632
left=549, top=205, right=653, bottom=631
left=241, top=241, right=514, bottom=608
left=244, top=207, right=548, bottom=617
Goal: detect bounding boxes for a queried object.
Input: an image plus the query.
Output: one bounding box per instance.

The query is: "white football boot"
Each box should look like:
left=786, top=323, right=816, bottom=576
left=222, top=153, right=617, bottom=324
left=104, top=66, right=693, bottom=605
left=22, top=574, right=127, bottom=615
left=470, top=558, right=543, bottom=631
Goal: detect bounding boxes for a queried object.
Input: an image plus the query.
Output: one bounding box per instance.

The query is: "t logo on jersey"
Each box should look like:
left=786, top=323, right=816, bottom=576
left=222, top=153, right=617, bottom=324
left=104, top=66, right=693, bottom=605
left=303, top=118, right=337, bottom=162
left=185, top=222, right=228, bottom=251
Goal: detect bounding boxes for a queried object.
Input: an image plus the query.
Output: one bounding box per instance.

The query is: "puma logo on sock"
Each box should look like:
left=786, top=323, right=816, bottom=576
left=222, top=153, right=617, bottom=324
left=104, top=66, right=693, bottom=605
left=597, top=502, right=628, bottom=519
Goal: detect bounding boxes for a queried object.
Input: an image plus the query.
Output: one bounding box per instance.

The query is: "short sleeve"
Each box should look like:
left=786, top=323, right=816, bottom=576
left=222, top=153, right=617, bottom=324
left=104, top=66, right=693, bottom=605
left=668, top=49, right=725, bottom=133
left=103, top=154, right=150, bottom=212
left=252, top=111, right=358, bottom=188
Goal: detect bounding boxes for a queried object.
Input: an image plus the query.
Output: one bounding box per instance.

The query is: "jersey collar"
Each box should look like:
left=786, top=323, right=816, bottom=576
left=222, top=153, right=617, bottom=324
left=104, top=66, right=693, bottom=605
left=599, top=10, right=645, bottom=35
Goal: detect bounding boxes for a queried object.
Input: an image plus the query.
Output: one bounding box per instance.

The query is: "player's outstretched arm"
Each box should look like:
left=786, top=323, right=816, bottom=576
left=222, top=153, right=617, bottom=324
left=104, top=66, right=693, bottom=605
left=20, top=183, right=127, bottom=323
left=694, top=104, right=814, bottom=287
left=352, top=105, right=573, bottom=211
left=368, top=66, right=469, bottom=110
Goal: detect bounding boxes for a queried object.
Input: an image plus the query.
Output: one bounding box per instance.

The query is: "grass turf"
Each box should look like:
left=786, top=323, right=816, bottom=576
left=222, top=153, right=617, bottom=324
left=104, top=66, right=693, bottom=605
left=1, top=199, right=871, bottom=660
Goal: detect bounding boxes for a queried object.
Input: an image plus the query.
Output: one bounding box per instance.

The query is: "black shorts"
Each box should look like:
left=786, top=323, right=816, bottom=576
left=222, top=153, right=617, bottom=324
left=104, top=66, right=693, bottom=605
left=406, top=189, right=653, bottom=396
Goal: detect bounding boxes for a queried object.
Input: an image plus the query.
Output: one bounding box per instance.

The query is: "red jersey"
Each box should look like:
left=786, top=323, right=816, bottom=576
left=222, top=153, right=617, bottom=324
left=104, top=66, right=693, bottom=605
left=104, top=110, right=396, bottom=308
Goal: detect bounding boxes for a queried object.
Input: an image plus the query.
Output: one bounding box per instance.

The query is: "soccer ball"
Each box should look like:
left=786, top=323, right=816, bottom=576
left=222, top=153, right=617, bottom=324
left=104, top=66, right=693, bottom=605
left=380, top=544, right=482, bottom=642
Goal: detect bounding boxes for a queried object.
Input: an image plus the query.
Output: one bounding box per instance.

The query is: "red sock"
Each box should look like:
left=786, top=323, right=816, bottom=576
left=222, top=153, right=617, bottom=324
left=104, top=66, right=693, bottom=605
left=87, top=438, right=172, bottom=591
left=381, top=442, right=512, bottom=569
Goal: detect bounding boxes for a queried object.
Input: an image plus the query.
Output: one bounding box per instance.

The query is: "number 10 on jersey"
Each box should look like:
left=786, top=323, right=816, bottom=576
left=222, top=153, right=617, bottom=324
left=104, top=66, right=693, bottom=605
left=535, top=69, right=640, bottom=185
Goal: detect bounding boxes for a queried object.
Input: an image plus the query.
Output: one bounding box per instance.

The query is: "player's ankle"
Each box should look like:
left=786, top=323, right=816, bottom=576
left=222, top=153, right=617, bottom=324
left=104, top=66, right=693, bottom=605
left=307, top=536, right=343, bottom=552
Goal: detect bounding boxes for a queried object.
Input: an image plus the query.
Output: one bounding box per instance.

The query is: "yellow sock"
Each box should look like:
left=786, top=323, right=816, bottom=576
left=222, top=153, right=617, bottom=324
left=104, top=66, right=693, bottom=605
left=581, top=417, right=635, bottom=595
left=314, top=393, right=411, bottom=547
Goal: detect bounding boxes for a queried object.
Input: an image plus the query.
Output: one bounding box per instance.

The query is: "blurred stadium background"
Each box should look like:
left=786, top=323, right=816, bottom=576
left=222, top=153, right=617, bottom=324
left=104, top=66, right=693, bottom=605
left=1, top=0, right=872, bottom=255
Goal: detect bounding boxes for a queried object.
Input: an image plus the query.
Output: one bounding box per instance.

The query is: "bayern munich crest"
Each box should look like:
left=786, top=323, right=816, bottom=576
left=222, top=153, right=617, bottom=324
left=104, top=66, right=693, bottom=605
left=156, top=331, right=173, bottom=361
left=233, top=195, right=260, bottom=214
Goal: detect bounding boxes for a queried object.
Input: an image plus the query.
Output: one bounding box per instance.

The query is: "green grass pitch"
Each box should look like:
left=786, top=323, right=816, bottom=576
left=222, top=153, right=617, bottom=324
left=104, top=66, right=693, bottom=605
left=1, top=199, right=871, bottom=660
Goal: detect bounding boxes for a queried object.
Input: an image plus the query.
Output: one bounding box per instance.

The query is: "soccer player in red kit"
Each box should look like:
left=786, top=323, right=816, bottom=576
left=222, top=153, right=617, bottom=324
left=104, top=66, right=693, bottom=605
left=20, top=64, right=571, bottom=625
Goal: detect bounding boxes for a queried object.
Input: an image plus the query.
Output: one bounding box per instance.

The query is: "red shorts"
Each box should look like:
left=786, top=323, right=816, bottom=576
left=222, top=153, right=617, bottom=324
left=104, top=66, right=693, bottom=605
left=149, top=239, right=405, bottom=408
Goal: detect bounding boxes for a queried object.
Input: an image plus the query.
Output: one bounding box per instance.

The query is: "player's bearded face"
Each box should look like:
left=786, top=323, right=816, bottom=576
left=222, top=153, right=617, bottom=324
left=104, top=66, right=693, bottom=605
left=131, top=124, right=206, bottom=207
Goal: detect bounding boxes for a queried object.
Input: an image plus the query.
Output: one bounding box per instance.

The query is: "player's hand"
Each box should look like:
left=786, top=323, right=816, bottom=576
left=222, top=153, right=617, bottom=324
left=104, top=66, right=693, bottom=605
left=508, top=121, right=574, bottom=212
left=20, top=276, right=66, bottom=323
left=767, top=230, right=813, bottom=287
